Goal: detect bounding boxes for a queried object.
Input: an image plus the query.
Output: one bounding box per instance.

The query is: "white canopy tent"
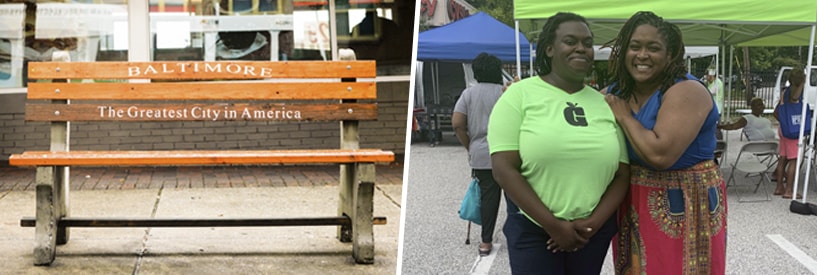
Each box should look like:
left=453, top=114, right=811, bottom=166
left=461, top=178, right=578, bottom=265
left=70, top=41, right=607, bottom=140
left=594, top=46, right=718, bottom=61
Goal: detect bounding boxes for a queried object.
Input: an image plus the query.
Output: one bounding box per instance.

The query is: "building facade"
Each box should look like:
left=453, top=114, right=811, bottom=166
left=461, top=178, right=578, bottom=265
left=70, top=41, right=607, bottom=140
left=0, top=0, right=414, bottom=164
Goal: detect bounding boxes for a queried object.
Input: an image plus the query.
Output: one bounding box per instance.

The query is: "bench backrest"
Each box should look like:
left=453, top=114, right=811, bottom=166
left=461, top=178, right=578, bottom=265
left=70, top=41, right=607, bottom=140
left=27, top=61, right=376, bottom=122
left=26, top=61, right=377, bottom=151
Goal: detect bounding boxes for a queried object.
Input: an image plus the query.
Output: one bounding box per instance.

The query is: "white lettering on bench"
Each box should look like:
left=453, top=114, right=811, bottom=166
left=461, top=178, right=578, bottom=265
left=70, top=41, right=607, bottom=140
left=190, top=106, right=221, bottom=121
left=241, top=107, right=302, bottom=120
left=96, top=106, right=302, bottom=121
left=127, top=63, right=280, bottom=77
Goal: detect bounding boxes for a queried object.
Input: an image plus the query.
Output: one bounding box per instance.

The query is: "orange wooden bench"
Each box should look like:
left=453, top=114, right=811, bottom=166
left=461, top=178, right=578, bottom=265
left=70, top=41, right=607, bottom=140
left=10, top=59, right=394, bottom=265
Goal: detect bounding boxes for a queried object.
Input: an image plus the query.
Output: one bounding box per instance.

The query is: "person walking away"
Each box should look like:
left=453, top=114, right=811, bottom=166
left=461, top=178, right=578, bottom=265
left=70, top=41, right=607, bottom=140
left=602, top=11, right=726, bottom=275
left=773, top=68, right=807, bottom=199
left=489, top=12, right=630, bottom=274
left=452, top=52, right=504, bottom=256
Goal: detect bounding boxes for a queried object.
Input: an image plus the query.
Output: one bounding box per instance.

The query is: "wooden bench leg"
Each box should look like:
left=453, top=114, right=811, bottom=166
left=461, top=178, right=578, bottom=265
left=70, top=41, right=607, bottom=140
left=352, top=163, right=375, bottom=264
left=33, top=167, right=58, bottom=266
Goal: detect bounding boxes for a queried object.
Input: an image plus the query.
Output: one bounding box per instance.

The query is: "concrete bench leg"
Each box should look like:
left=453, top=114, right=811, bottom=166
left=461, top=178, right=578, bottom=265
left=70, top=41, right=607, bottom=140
left=337, top=163, right=376, bottom=264
left=338, top=164, right=354, bottom=242
left=33, top=167, right=58, bottom=265
left=55, top=166, right=70, bottom=245
left=352, top=163, right=375, bottom=264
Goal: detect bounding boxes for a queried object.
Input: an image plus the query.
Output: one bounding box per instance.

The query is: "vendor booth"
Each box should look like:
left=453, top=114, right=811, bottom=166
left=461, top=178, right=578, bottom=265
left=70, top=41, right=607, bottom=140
left=415, top=12, right=530, bottom=143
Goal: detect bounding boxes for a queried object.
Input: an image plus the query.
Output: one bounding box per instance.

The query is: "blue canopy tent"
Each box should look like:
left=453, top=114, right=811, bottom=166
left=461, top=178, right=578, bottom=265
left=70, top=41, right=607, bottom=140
left=414, top=12, right=532, bottom=144
left=417, top=11, right=531, bottom=63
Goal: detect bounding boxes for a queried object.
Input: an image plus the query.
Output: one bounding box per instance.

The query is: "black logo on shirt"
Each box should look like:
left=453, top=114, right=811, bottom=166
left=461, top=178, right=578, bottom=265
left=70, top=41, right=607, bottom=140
left=564, top=102, right=588, bottom=126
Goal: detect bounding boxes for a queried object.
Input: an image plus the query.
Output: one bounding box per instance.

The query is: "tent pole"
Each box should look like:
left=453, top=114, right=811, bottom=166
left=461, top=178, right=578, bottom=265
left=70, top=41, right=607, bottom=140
left=530, top=43, right=534, bottom=77
left=716, top=40, right=721, bottom=121
left=415, top=61, right=425, bottom=109
left=728, top=45, right=734, bottom=123
left=804, top=25, right=817, bottom=200
left=432, top=62, right=439, bottom=104
left=796, top=24, right=817, bottom=204
left=515, top=20, right=522, bottom=78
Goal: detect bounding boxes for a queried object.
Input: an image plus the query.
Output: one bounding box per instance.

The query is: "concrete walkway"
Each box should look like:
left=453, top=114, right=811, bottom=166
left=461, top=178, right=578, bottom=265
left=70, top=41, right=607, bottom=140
left=0, top=164, right=404, bottom=274
left=401, top=130, right=817, bottom=274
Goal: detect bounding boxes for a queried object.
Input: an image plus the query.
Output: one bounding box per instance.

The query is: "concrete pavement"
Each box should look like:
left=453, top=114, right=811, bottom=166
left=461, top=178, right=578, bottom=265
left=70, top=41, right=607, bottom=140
left=401, top=130, right=817, bottom=274
left=0, top=164, right=403, bottom=274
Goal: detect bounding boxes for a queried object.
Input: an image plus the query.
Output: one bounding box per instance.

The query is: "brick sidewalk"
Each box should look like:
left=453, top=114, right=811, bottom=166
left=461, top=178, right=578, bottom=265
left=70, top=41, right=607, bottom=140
left=0, top=164, right=404, bottom=191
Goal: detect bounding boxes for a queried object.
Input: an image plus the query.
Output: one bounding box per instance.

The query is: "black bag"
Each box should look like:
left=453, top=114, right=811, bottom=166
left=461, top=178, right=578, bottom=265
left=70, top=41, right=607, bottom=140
left=789, top=200, right=814, bottom=215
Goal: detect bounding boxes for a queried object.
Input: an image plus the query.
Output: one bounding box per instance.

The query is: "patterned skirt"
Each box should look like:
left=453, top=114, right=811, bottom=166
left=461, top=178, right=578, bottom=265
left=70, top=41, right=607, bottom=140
left=613, top=160, right=727, bottom=275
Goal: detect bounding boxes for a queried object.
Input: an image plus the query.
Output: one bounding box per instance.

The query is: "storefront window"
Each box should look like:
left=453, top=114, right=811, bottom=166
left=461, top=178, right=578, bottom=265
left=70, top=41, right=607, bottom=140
left=149, top=0, right=293, bottom=61
left=0, top=0, right=411, bottom=90
left=0, top=1, right=126, bottom=89
left=293, top=0, right=413, bottom=65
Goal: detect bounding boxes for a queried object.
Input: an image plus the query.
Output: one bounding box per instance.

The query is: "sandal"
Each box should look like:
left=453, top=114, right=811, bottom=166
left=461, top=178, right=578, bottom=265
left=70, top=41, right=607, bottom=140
left=478, top=243, right=492, bottom=256
left=782, top=193, right=803, bottom=199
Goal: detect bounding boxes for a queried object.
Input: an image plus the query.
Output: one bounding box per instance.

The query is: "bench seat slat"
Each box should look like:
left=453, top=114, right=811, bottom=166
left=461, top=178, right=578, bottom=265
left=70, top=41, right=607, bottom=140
left=28, top=61, right=376, bottom=79
left=10, top=149, right=395, bottom=166
left=28, top=82, right=376, bottom=100
left=26, top=103, right=378, bottom=122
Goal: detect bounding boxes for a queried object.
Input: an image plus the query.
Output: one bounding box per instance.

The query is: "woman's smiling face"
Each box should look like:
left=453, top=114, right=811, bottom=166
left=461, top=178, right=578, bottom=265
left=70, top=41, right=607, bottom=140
left=625, top=24, right=669, bottom=86
left=547, top=20, right=594, bottom=82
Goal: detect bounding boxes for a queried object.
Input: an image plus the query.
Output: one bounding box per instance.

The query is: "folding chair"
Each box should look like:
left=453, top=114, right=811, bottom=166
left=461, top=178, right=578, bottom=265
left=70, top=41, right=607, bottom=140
left=714, top=140, right=727, bottom=166
left=742, top=128, right=778, bottom=171
left=727, top=141, right=778, bottom=202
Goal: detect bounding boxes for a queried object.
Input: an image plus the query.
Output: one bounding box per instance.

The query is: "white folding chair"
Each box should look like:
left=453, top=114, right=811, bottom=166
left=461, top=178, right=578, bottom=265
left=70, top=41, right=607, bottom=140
left=714, top=140, right=727, bottom=166
left=727, top=141, right=778, bottom=202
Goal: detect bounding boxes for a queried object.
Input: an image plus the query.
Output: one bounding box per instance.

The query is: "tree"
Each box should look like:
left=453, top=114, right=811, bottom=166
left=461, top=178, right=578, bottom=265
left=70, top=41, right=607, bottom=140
left=469, top=0, right=515, bottom=28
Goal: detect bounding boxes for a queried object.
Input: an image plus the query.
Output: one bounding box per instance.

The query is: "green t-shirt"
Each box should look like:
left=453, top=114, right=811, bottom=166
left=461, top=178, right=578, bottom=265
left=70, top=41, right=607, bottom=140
left=488, top=77, right=628, bottom=221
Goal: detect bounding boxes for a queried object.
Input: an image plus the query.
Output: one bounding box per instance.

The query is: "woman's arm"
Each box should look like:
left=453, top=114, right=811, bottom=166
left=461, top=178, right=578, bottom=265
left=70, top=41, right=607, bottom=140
left=717, top=117, right=748, bottom=131
left=607, top=80, right=713, bottom=170
left=491, top=151, right=588, bottom=251
left=451, top=112, right=470, bottom=151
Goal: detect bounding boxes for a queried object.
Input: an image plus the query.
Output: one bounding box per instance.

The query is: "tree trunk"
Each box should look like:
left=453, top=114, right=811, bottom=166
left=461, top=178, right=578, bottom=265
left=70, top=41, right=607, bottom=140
left=743, top=47, right=753, bottom=105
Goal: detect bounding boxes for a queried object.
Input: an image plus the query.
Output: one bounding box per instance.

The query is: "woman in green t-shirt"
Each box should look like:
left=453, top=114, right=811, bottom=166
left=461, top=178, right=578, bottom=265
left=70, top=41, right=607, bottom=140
left=488, top=12, right=630, bottom=274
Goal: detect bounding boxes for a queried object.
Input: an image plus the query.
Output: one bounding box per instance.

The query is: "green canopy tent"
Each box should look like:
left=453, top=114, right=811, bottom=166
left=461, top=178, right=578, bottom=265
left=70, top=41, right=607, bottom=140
left=511, top=0, right=817, bottom=203
left=511, top=0, right=817, bottom=80
left=513, top=0, right=817, bottom=46
left=738, top=28, right=817, bottom=47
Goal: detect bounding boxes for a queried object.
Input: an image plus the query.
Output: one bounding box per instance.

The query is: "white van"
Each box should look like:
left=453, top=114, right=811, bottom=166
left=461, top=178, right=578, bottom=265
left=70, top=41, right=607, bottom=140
left=772, top=66, right=817, bottom=107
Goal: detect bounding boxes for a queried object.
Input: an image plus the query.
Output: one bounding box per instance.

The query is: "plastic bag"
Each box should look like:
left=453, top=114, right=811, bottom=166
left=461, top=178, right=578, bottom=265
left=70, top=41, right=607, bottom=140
left=778, top=87, right=812, bottom=139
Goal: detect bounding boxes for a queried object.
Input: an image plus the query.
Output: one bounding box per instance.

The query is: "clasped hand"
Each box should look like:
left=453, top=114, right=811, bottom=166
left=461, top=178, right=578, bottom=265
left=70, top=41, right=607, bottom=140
left=545, top=219, right=595, bottom=253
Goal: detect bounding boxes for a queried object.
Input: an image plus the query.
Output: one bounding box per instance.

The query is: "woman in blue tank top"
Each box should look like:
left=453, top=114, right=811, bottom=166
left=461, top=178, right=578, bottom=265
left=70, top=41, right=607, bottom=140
left=602, top=11, right=726, bottom=275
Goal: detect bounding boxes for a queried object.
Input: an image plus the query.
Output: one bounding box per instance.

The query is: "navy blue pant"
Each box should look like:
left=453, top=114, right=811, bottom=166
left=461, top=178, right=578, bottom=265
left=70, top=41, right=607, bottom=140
left=503, top=210, right=616, bottom=275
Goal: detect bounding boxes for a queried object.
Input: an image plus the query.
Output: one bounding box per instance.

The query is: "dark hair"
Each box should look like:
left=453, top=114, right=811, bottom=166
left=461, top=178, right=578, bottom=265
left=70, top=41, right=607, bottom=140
left=473, top=52, right=503, bottom=84
left=535, top=12, right=590, bottom=76
left=603, top=11, right=687, bottom=100
left=790, top=67, right=806, bottom=86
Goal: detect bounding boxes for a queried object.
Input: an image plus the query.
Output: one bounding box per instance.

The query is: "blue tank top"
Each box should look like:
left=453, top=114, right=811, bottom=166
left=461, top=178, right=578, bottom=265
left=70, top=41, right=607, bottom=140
left=612, top=73, right=719, bottom=170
